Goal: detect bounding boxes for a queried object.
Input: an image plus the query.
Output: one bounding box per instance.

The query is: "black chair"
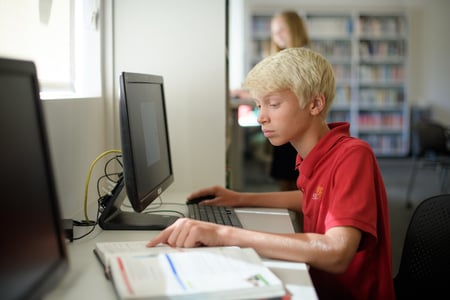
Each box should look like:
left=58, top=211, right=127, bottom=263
left=393, top=194, right=450, bottom=299
left=405, top=120, right=450, bottom=208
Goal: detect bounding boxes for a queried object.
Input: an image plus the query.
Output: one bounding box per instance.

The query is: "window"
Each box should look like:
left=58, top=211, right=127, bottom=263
left=0, top=0, right=101, bottom=99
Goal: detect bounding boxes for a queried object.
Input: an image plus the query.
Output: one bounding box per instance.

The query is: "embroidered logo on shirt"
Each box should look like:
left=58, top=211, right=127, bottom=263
left=312, top=185, right=324, bottom=201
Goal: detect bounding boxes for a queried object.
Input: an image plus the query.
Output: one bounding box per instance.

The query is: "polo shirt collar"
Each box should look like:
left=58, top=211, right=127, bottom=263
left=295, top=122, right=350, bottom=179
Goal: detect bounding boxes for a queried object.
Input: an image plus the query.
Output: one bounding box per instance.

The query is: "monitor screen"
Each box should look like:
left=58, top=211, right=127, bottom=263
left=0, top=57, right=68, bottom=300
left=98, top=72, right=178, bottom=230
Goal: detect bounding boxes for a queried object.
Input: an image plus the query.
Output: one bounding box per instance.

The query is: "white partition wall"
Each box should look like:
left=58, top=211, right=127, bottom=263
left=113, top=0, right=227, bottom=193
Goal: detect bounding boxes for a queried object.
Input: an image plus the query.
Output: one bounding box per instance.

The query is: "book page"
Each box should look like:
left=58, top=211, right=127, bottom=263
left=95, top=241, right=171, bottom=266
left=97, top=241, right=150, bottom=253
left=109, top=247, right=284, bottom=299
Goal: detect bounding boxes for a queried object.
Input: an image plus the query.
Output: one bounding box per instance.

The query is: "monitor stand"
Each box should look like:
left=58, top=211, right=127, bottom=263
left=98, top=178, right=178, bottom=230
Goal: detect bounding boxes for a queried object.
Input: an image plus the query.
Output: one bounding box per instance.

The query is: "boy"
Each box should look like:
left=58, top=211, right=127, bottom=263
left=147, top=48, right=395, bottom=299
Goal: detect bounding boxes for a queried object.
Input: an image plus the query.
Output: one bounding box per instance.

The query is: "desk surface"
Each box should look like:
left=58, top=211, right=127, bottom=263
left=45, top=192, right=317, bottom=300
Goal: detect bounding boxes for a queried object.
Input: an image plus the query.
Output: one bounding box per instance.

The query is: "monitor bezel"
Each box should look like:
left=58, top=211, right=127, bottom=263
left=119, top=72, right=175, bottom=213
left=0, top=57, right=69, bottom=300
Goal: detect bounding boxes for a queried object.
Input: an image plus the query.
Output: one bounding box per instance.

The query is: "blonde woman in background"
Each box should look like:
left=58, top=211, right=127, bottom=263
left=269, top=10, right=310, bottom=53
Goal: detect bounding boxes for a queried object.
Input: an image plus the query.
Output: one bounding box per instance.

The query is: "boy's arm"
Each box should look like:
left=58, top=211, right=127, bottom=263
left=238, top=190, right=302, bottom=213
left=187, top=186, right=302, bottom=213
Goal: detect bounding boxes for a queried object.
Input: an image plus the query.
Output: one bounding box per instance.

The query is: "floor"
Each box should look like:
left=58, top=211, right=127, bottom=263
left=240, top=156, right=449, bottom=276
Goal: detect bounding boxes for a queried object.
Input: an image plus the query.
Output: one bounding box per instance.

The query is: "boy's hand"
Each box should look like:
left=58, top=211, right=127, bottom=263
left=146, top=218, right=232, bottom=248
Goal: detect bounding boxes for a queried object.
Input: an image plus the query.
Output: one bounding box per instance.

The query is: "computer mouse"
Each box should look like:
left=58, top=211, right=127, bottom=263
left=186, top=195, right=215, bottom=204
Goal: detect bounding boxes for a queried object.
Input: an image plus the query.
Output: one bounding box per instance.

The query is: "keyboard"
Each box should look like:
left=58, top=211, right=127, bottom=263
left=187, top=203, right=243, bottom=228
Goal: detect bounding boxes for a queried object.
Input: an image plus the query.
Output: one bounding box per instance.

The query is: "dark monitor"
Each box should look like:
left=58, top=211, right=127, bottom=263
left=0, top=57, right=69, bottom=299
left=98, top=72, right=178, bottom=230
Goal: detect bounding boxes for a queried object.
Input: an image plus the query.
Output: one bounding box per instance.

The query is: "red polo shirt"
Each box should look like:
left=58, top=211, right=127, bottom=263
left=296, top=122, right=395, bottom=300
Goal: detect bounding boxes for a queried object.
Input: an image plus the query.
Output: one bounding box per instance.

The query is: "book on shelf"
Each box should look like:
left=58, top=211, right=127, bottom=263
left=94, top=241, right=289, bottom=300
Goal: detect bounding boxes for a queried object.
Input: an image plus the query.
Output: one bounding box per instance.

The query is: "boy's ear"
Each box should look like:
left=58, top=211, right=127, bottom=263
left=309, top=94, right=326, bottom=116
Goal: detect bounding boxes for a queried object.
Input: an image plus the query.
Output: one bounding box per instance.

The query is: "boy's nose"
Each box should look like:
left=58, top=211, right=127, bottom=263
left=257, top=109, right=267, bottom=124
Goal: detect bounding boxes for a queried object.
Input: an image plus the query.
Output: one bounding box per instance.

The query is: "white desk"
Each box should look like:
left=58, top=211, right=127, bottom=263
left=45, top=192, right=317, bottom=300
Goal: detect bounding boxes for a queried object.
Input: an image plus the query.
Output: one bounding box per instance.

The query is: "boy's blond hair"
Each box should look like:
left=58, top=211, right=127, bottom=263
left=243, top=47, right=336, bottom=117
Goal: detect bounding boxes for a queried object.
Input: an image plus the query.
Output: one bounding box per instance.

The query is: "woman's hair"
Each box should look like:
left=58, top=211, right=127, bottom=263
left=243, top=47, right=336, bottom=117
left=270, top=10, right=311, bottom=54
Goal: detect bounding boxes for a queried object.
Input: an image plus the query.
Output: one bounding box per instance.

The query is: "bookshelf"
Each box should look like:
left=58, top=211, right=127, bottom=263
left=246, top=10, right=409, bottom=156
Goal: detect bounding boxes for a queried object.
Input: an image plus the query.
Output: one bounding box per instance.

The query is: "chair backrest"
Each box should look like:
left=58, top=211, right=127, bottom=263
left=394, top=194, right=450, bottom=299
left=411, top=121, right=449, bottom=157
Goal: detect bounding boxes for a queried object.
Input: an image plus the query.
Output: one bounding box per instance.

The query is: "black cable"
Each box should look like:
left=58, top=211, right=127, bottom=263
left=96, top=155, right=123, bottom=198
left=72, top=199, right=101, bottom=240
left=103, top=155, right=123, bottom=183
left=96, top=172, right=123, bottom=198
left=73, top=155, right=124, bottom=240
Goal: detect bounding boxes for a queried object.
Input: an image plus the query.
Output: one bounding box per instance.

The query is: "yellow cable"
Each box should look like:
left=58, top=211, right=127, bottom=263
left=84, top=149, right=122, bottom=223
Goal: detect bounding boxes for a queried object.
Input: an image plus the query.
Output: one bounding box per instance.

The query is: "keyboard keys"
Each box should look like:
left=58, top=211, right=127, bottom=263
left=187, top=203, right=243, bottom=228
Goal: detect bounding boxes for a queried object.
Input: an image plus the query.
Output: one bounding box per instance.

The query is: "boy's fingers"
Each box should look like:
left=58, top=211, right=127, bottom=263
left=146, top=230, right=170, bottom=247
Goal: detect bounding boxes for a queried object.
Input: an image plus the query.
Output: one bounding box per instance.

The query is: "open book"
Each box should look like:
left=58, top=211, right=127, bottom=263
left=94, top=241, right=289, bottom=300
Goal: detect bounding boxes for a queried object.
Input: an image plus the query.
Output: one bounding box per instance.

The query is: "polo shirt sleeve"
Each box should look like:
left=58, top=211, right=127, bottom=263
left=325, top=143, right=378, bottom=250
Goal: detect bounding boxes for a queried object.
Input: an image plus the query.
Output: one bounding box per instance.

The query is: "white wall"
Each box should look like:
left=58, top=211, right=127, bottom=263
left=113, top=0, right=227, bottom=193
left=42, top=98, right=107, bottom=218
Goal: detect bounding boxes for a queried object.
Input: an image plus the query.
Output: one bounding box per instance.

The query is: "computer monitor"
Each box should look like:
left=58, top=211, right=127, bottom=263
left=98, top=72, right=179, bottom=230
left=0, top=57, right=69, bottom=299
